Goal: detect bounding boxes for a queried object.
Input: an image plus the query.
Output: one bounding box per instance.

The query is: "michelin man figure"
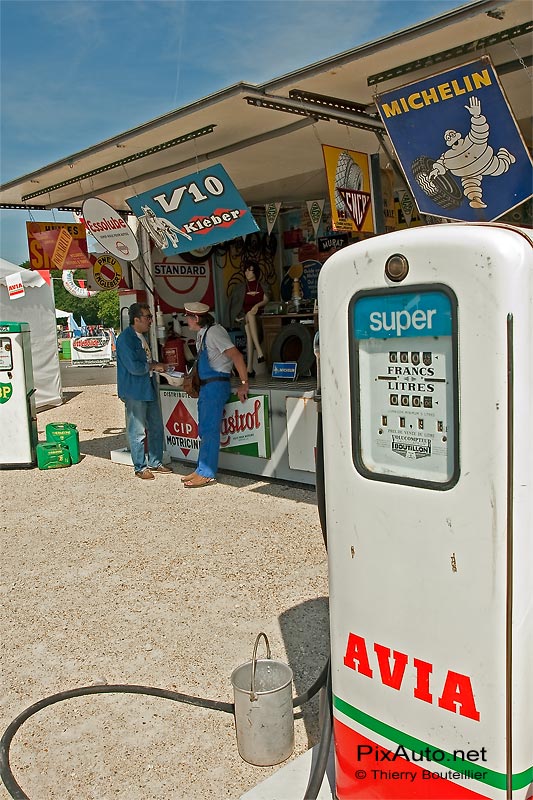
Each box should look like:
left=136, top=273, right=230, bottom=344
left=428, top=96, right=515, bottom=208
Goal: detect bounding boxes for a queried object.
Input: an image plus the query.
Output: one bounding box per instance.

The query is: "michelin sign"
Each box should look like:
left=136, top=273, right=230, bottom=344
left=126, top=163, right=259, bottom=255
left=375, top=56, right=533, bottom=222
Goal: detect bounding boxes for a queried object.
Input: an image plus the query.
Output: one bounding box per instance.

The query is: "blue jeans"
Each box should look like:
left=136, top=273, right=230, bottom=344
left=124, top=397, right=164, bottom=473
left=196, top=381, right=231, bottom=478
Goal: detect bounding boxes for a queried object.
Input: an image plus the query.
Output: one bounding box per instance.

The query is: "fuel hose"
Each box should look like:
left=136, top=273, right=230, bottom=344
left=302, top=400, right=333, bottom=800
left=1, top=406, right=331, bottom=800
left=0, top=665, right=329, bottom=800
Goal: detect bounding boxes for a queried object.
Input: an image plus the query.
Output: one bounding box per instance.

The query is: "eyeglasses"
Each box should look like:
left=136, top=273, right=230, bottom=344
left=140, top=313, right=153, bottom=319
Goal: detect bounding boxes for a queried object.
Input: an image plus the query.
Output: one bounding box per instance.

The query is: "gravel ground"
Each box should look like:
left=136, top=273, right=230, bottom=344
left=0, top=381, right=330, bottom=800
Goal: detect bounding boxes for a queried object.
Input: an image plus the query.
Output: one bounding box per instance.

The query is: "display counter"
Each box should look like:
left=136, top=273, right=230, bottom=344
left=159, top=376, right=318, bottom=485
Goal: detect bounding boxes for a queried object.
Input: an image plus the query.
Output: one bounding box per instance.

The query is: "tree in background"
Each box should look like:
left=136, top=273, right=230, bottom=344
left=18, top=260, right=121, bottom=330
left=96, top=291, right=119, bottom=329
left=48, top=268, right=119, bottom=329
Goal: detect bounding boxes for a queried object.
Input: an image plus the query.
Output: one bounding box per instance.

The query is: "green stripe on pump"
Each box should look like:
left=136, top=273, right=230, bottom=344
left=333, top=695, right=533, bottom=790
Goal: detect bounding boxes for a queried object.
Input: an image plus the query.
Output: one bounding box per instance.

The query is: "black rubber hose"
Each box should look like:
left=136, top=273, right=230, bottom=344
left=1, top=663, right=329, bottom=800
left=303, top=661, right=332, bottom=800
left=1, top=409, right=331, bottom=800
left=301, top=405, right=332, bottom=800
left=0, top=684, right=233, bottom=800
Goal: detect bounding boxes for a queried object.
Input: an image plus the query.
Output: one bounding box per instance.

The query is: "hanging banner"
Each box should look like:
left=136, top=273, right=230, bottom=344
left=71, top=331, right=113, bottom=365
left=397, top=189, right=415, bottom=227
left=322, top=146, right=376, bottom=234
left=5, top=272, right=24, bottom=300
left=126, top=164, right=259, bottom=256
left=306, top=200, right=325, bottom=236
left=26, top=221, right=92, bottom=271
left=82, top=198, right=140, bottom=261
left=375, top=57, right=533, bottom=222
left=265, top=202, right=281, bottom=235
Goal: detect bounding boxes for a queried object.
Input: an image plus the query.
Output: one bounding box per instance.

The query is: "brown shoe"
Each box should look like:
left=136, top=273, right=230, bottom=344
left=135, top=469, right=155, bottom=480
left=183, top=474, right=215, bottom=489
left=180, top=471, right=198, bottom=483
left=152, top=465, right=173, bottom=474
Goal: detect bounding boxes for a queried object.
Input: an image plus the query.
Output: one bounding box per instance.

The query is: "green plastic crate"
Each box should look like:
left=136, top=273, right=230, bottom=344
left=36, top=442, right=71, bottom=470
left=46, top=422, right=80, bottom=464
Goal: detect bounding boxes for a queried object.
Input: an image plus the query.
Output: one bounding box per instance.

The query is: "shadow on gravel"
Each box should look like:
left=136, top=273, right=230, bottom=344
left=280, top=597, right=330, bottom=748
left=79, top=432, right=127, bottom=459
left=36, top=391, right=83, bottom=412
left=216, top=471, right=317, bottom=505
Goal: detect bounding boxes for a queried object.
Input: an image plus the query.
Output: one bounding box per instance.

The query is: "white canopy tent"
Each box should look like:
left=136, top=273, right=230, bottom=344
left=0, top=258, right=63, bottom=409
left=55, top=308, right=69, bottom=319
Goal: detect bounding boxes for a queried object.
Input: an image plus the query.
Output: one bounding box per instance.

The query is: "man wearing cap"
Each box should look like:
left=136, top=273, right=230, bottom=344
left=116, top=302, right=173, bottom=480
left=182, top=302, right=249, bottom=488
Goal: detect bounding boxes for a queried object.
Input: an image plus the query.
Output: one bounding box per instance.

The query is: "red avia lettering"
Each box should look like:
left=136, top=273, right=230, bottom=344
left=221, top=398, right=261, bottom=436
left=343, top=633, right=480, bottom=721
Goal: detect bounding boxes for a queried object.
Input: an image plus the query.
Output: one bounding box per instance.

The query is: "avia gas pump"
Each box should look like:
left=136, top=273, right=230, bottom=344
left=0, top=321, right=38, bottom=468
left=318, top=223, right=532, bottom=800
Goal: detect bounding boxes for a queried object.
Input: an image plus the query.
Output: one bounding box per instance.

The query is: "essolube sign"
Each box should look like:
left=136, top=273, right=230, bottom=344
left=354, top=290, right=452, bottom=339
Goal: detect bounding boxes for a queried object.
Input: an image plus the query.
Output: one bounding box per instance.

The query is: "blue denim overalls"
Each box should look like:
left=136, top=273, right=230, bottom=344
left=195, top=332, right=231, bottom=478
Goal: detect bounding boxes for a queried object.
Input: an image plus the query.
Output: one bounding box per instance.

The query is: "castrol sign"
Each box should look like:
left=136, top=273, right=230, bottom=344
left=82, top=198, right=139, bottom=260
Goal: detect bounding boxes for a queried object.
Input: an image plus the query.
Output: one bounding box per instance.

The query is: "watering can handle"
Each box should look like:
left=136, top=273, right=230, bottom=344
left=250, top=632, right=271, bottom=701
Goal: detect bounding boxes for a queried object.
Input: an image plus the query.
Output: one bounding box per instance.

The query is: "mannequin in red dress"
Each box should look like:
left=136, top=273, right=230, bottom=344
left=241, top=263, right=270, bottom=376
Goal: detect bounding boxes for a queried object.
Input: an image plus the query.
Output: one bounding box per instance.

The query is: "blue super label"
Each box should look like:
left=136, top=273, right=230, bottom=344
left=354, top=291, right=452, bottom=339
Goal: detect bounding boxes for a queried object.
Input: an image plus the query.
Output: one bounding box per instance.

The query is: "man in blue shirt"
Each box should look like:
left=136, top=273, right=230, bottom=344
left=116, top=302, right=173, bottom=480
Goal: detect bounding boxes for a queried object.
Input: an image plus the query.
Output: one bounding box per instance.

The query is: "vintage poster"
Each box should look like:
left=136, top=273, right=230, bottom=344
left=322, top=145, right=376, bottom=234
left=126, top=164, right=259, bottom=256
left=375, top=57, right=533, bottom=222
left=26, top=221, right=92, bottom=271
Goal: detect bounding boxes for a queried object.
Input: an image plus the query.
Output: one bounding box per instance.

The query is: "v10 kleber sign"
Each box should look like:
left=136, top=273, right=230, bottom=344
left=126, top=164, right=259, bottom=256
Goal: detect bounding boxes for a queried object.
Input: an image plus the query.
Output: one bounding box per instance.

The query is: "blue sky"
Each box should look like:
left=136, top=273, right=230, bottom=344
left=0, top=0, right=466, bottom=266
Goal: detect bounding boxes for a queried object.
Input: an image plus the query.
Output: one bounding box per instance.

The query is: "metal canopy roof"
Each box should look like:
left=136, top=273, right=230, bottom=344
left=1, top=0, right=531, bottom=214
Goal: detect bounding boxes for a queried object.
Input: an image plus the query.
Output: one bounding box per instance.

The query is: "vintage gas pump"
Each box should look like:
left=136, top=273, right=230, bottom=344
left=318, top=224, right=532, bottom=800
left=0, top=321, right=38, bottom=468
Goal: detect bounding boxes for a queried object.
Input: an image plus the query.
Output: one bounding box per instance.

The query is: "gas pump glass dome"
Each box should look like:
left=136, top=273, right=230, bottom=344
left=385, top=254, right=409, bottom=282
